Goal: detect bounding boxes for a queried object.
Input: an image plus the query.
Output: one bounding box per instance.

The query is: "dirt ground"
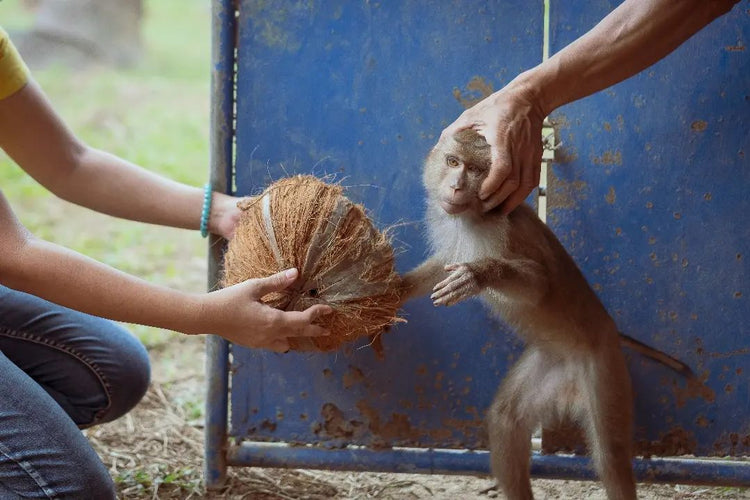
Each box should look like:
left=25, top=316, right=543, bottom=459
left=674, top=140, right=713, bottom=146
left=83, top=332, right=750, bottom=500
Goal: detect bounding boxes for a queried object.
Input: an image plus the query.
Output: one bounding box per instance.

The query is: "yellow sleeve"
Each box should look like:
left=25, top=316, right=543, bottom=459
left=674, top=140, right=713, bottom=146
left=0, top=27, right=30, bottom=100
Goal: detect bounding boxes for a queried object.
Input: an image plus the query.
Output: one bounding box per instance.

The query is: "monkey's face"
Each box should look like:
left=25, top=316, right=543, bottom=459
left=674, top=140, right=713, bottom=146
left=423, top=130, right=491, bottom=216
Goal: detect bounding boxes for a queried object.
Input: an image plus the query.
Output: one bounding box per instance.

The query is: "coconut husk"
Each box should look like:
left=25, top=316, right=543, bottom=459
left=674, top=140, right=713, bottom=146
left=222, top=175, right=402, bottom=351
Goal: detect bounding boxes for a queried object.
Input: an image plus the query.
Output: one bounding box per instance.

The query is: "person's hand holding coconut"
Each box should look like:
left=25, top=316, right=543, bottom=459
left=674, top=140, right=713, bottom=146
left=199, top=267, right=332, bottom=352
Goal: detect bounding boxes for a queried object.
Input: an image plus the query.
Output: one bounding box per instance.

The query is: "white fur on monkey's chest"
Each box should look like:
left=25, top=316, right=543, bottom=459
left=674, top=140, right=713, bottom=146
left=426, top=207, right=516, bottom=312
left=426, top=207, right=508, bottom=264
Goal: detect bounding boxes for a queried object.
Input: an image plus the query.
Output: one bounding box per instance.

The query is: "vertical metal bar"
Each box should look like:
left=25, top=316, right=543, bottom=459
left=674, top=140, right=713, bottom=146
left=538, top=0, right=551, bottom=223
left=204, top=0, right=237, bottom=490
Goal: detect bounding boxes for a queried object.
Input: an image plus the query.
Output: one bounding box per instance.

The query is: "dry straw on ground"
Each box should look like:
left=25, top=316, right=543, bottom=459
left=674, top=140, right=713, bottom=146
left=222, top=175, right=402, bottom=351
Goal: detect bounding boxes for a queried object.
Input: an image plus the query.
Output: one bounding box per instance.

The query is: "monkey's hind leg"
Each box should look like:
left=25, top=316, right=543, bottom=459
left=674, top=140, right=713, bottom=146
left=581, top=351, right=637, bottom=500
left=487, top=349, right=547, bottom=500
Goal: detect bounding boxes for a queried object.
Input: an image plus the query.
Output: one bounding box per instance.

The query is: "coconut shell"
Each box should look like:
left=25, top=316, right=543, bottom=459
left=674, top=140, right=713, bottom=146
left=222, top=175, right=402, bottom=351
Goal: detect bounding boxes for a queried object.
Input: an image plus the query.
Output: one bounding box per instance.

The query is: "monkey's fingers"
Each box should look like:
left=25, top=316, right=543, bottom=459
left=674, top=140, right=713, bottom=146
left=432, top=289, right=469, bottom=307
left=432, top=271, right=476, bottom=306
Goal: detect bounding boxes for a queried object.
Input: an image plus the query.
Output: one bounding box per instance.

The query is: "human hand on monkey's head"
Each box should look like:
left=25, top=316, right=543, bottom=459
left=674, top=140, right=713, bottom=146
left=440, top=77, right=545, bottom=215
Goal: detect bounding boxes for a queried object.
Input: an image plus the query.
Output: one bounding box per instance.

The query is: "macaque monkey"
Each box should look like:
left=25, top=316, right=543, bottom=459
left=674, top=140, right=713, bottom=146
left=400, top=129, right=687, bottom=500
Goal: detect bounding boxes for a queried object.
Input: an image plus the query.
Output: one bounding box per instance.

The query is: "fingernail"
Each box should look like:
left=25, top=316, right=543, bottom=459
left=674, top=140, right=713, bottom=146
left=284, top=268, right=299, bottom=279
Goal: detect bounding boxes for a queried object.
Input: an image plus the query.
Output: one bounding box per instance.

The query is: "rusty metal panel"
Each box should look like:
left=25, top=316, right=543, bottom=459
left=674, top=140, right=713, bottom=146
left=547, top=1, right=749, bottom=457
left=228, top=0, right=542, bottom=451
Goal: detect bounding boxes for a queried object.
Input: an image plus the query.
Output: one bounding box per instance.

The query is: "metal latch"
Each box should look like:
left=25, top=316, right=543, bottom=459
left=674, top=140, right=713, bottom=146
left=538, top=119, right=559, bottom=223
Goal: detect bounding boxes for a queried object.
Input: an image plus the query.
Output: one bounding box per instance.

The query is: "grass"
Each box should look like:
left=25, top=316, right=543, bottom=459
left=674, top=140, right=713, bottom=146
left=0, top=0, right=212, bottom=347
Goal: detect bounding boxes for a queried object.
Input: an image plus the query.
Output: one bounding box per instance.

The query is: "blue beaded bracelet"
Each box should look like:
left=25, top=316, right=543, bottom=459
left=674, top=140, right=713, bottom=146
left=200, top=183, right=212, bottom=238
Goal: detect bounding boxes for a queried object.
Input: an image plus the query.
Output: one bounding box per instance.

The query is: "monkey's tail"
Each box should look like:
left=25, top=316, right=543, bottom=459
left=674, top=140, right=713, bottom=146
left=618, top=332, right=695, bottom=379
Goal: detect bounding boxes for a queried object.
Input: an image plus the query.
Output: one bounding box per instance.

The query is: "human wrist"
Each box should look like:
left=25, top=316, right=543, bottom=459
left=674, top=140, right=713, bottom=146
left=508, top=65, right=558, bottom=118
left=207, top=192, right=234, bottom=237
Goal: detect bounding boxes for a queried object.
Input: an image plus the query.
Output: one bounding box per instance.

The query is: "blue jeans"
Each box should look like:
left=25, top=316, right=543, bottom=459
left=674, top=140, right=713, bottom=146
left=0, top=286, right=150, bottom=499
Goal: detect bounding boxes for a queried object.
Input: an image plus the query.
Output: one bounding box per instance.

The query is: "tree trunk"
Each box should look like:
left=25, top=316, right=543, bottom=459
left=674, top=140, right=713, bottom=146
left=15, top=0, right=143, bottom=69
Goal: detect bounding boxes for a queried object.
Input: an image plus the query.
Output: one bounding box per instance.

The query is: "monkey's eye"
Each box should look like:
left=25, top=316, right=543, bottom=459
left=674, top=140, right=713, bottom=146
left=446, top=156, right=460, bottom=168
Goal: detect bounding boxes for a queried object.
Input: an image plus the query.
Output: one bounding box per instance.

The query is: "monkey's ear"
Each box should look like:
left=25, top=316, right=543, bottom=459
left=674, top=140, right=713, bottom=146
left=237, top=196, right=259, bottom=211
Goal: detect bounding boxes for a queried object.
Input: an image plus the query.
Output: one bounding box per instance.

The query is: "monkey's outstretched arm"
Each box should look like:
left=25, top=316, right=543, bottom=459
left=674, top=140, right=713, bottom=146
left=432, top=256, right=549, bottom=307
left=400, top=256, right=446, bottom=304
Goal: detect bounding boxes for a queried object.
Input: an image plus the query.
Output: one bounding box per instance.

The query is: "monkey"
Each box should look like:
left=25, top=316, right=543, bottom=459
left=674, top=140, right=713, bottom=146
left=398, top=129, right=689, bottom=500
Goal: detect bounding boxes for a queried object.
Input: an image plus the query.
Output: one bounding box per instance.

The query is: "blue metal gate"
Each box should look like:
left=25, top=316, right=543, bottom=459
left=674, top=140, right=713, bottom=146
left=205, top=0, right=749, bottom=488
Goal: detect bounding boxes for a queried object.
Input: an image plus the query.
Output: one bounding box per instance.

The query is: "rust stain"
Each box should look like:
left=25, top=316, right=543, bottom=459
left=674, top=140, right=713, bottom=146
left=696, top=415, right=710, bottom=428
left=725, top=44, right=745, bottom=52
left=592, top=150, right=622, bottom=165
left=603, top=122, right=611, bottom=132
left=547, top=168, right=588, bottom=211
left=434, top=371, right=445, bottom=390
left=691, top=120, right=708, bottom=132
left=356, top=399, right=381, bottom=434
left=704, top=192, right=713, bottom=201
left=708, top=347, right=750, bottom=359
left=260, top=419, right=277, bottom=432
left=636, top=426, right=697, bottom=458
left=672, top=371, right=716, bottom=408
left=381, top=413, right=419, bottom=441
left=605, top=186, right=616, bottom=205
left=314, top=403, right=363, bottom=439
left=428, top=427, right=454, bottom=441
left=343, top=366, right=366, bottom=389
left=712, top=432, right=750, bottom=456
left=452, top=76, right=494, bottom=109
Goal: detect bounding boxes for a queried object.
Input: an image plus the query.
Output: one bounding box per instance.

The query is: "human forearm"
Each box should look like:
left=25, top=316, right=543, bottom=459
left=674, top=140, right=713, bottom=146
left=0, top=81, right=237, bottom=237
left=60, top=146, right=229, bottom=232
left=3, top=234, right=206, bottom=335
left=518, top=0, right=739, bottom=114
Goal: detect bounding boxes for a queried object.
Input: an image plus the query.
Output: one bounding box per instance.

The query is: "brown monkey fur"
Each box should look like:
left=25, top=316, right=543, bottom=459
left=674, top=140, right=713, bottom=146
left=400, top=129, right=643, bottom=500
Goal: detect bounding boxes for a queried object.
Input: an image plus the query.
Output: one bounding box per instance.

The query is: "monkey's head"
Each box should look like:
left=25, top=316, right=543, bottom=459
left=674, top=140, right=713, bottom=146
left=423, top=129, right=491, bottom=216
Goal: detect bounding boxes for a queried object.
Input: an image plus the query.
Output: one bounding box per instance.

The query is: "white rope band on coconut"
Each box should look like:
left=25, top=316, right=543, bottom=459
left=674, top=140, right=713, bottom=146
left=261, top=191, right=284, bottom=266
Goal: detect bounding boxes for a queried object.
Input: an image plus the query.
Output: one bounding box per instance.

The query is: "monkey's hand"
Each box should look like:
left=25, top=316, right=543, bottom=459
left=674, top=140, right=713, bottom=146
left=431, top=263, right=482, bottom=306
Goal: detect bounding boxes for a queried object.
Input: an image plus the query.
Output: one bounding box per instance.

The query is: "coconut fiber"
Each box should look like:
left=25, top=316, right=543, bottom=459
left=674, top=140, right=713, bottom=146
left=222, top=175, right=402, bottom=351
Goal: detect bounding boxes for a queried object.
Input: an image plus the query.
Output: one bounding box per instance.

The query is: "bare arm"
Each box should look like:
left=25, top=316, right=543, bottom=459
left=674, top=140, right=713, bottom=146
left=443, top=0, right=740, bottom=214
left=529, top=0, right=738, bottom=114
left=400, top=256, right=446, bottom=303
left=432, top=257, right=548, bottom=307
left=0, top=80, right=240, bottom=238
left=0, top=191, right=331, bottom=351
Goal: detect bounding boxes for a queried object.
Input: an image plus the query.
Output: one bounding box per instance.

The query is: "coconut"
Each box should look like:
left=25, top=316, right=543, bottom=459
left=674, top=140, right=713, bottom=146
left=222, top=175, right=402, bottom=351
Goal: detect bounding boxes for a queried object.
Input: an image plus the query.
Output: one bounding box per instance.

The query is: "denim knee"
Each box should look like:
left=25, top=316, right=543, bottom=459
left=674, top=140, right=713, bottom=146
left=0, top=285, right=151, bottom=428
left=90, top=321, right=151, bottom=426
